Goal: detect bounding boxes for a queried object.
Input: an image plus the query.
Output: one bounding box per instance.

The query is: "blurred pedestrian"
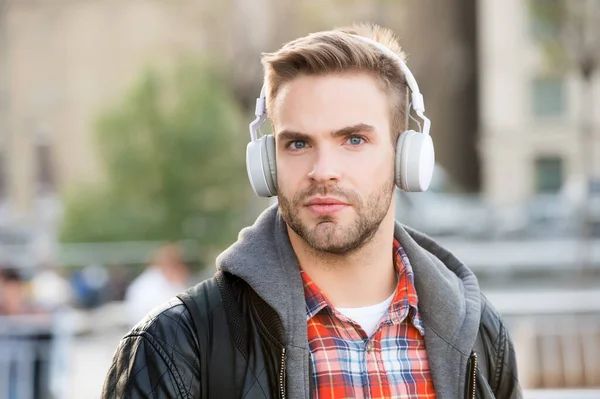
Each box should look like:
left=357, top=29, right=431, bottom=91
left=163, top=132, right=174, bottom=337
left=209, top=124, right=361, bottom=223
left=104, top=264, right=129, bottom=302
left=0, top=268, right=40, bottom=316
left=103, top=23, right=521, bottom=398
left=123, top=244, right=189, bottom=326
left=69, top=264, right=108, bottom=309
left=30, top=263, right=73, bottom=312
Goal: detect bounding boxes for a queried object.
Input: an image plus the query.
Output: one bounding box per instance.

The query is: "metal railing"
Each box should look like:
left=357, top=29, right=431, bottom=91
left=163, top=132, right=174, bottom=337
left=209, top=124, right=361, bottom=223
left=0, top=312, right=71, bottom=399
left=487, top=289, right=600, bottom=390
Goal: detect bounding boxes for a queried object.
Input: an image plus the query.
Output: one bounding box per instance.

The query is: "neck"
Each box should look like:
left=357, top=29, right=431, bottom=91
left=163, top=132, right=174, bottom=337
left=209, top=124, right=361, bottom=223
left=288, top=211, right=397, bottom=308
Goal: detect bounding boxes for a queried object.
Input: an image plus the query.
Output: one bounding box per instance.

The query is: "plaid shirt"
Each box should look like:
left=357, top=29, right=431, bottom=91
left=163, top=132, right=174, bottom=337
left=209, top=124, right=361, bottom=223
left=301, top=239, right=436, bottom=399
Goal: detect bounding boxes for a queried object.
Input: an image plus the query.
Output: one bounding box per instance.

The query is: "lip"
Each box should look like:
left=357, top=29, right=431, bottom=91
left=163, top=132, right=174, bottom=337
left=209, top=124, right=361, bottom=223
left=305, top=197, right=350, bottom=215
left=306, top=197, right=348, bottom=206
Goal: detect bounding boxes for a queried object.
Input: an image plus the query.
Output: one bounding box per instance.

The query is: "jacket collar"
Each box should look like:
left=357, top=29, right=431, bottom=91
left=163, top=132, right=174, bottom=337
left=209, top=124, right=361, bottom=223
left=217, top=204, right=482, bottom=399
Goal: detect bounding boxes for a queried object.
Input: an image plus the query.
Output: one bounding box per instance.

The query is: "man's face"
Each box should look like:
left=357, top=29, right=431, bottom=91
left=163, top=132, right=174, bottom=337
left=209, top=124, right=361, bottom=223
left=272, top=72, right=396, bottom=255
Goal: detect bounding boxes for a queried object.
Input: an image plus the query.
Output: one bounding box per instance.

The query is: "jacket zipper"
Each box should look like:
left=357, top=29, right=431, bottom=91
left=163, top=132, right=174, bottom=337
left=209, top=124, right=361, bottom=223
left=279, top=347, right=286, bottom=399
left=468, top=351, right=478, bottom=399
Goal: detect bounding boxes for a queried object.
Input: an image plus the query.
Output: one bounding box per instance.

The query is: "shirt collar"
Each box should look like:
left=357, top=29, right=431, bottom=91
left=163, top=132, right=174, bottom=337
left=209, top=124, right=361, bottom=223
left=300, top=239, right=424, bottom=335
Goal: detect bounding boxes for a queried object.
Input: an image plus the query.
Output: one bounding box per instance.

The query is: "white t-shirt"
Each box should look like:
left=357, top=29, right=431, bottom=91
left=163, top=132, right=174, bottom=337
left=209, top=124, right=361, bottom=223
left=337, top=290, right=395, bottom=337
left=124, top=267, right=186, bottom=326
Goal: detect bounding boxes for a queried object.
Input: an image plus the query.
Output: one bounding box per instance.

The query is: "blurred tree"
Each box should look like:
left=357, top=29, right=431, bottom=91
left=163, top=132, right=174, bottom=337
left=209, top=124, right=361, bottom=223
left=529, top=0, right=600, bottom=74
left=60, top=59, right=250, bottom=257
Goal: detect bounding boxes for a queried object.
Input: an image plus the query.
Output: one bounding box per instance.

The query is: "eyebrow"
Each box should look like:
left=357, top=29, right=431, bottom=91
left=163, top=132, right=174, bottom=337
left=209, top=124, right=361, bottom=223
left=331, top=123, right=376, bottom=138
left=277, top=123, right=376, bottom=142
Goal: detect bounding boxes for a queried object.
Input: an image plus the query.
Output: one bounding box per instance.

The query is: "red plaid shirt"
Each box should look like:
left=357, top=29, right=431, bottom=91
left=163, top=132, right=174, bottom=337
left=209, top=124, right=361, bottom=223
left=301, top=239, right=436, bottom=399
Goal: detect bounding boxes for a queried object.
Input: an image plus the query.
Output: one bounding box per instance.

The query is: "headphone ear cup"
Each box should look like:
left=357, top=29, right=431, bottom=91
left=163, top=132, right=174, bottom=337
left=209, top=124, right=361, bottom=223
left=264, top=135, right=277, bottom=195
left=246, top=136, right=277, bottom=197
left=395, top=131, right=409, bottom=190
left=395, top=130, right=435, bottom=192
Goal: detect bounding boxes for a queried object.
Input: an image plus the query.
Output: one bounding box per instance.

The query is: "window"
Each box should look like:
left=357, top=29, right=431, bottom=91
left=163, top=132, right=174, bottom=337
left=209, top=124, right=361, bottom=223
left=535, top=156, right=564, bottom=193
left=531, top=76, right=565, bottom=116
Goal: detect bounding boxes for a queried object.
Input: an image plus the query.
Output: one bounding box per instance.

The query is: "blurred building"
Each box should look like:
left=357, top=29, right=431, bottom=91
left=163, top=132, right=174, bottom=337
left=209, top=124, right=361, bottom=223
left=478, top=0, right=600, bottom=207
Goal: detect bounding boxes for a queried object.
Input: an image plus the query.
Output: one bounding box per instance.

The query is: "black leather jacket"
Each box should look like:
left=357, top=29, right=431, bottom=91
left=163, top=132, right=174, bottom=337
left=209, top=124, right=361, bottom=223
left=102, top=272, right=521, bottom=399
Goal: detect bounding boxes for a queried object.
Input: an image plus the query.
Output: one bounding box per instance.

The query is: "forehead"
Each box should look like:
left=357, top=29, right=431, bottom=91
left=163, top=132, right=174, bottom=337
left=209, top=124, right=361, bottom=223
left=271, top=72, right=390, bottom=136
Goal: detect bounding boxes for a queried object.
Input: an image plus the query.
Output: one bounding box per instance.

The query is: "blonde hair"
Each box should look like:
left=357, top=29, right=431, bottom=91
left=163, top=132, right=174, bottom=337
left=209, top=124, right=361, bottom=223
left=261, top=23, right=410, bottom=143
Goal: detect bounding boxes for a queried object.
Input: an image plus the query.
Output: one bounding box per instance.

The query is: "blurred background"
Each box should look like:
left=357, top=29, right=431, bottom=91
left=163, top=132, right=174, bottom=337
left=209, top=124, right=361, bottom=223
left=0, top=0, right=599, bottom=398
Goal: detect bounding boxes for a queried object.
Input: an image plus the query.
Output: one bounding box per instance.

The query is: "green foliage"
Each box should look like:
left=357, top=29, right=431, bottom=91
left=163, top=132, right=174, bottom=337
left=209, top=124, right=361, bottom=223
left=529, top=0, right=570, bottom=73
left=530, top=0, right=564, bottom=39
left=60, top=59, right=250, bottom=251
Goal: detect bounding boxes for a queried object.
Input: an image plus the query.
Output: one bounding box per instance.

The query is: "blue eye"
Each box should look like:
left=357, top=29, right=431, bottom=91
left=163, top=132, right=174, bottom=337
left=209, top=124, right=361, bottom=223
left=348, top=136, right=364, bottom=145
left=291, top=141, right=307, bottom=150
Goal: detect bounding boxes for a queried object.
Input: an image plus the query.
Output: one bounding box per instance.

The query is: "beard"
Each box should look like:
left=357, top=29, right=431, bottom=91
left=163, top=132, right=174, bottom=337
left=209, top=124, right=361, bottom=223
left=278, top=177, right=395, bottom=256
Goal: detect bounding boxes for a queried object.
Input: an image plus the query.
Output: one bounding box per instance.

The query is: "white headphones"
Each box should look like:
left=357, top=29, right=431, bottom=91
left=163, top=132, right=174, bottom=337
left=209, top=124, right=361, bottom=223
left=246, top=34, right=435, bottom=198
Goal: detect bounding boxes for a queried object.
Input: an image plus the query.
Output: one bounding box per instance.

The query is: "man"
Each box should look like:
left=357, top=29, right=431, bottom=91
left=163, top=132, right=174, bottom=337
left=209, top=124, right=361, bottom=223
left=124, top=244, right=190, bottom=326
left=0, top=267, right=41, bottom=315
left=102, top=24, right=521, bottom=399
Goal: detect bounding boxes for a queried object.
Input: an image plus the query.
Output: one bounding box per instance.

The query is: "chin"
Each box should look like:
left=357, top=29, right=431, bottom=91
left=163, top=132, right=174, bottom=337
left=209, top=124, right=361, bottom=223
left=311, top=222, right=354, bottom=243
left=308, top=214, right=353, bottom=232
left=309, top=235, right=363, bottom=256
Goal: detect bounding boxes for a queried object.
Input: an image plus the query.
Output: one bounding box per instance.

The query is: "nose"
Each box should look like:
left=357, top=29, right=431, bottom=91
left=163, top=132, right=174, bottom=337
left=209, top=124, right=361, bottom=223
left=307, top=147, right=341, bottom=183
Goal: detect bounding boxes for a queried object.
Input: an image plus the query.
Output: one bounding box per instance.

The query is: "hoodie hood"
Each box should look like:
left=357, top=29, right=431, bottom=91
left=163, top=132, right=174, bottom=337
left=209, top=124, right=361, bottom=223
left=216, top=204, right=482, bottom=399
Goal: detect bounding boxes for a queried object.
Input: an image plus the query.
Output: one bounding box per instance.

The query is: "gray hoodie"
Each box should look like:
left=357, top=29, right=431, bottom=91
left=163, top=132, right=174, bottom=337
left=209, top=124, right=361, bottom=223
left=217, top=204, right=482, bottom=399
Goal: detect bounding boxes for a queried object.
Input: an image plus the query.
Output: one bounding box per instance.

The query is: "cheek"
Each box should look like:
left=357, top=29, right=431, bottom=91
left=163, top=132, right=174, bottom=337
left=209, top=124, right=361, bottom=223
left=276, top=156, right=306, bottom=191
left=347, top=148, right=394, bottom=178
left=356, top=164, right=392, bottom=194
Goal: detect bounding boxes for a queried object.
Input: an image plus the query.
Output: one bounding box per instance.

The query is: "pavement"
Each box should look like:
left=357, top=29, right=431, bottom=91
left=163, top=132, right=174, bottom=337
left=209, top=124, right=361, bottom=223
left=67, top=329, right=127, bottom=399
